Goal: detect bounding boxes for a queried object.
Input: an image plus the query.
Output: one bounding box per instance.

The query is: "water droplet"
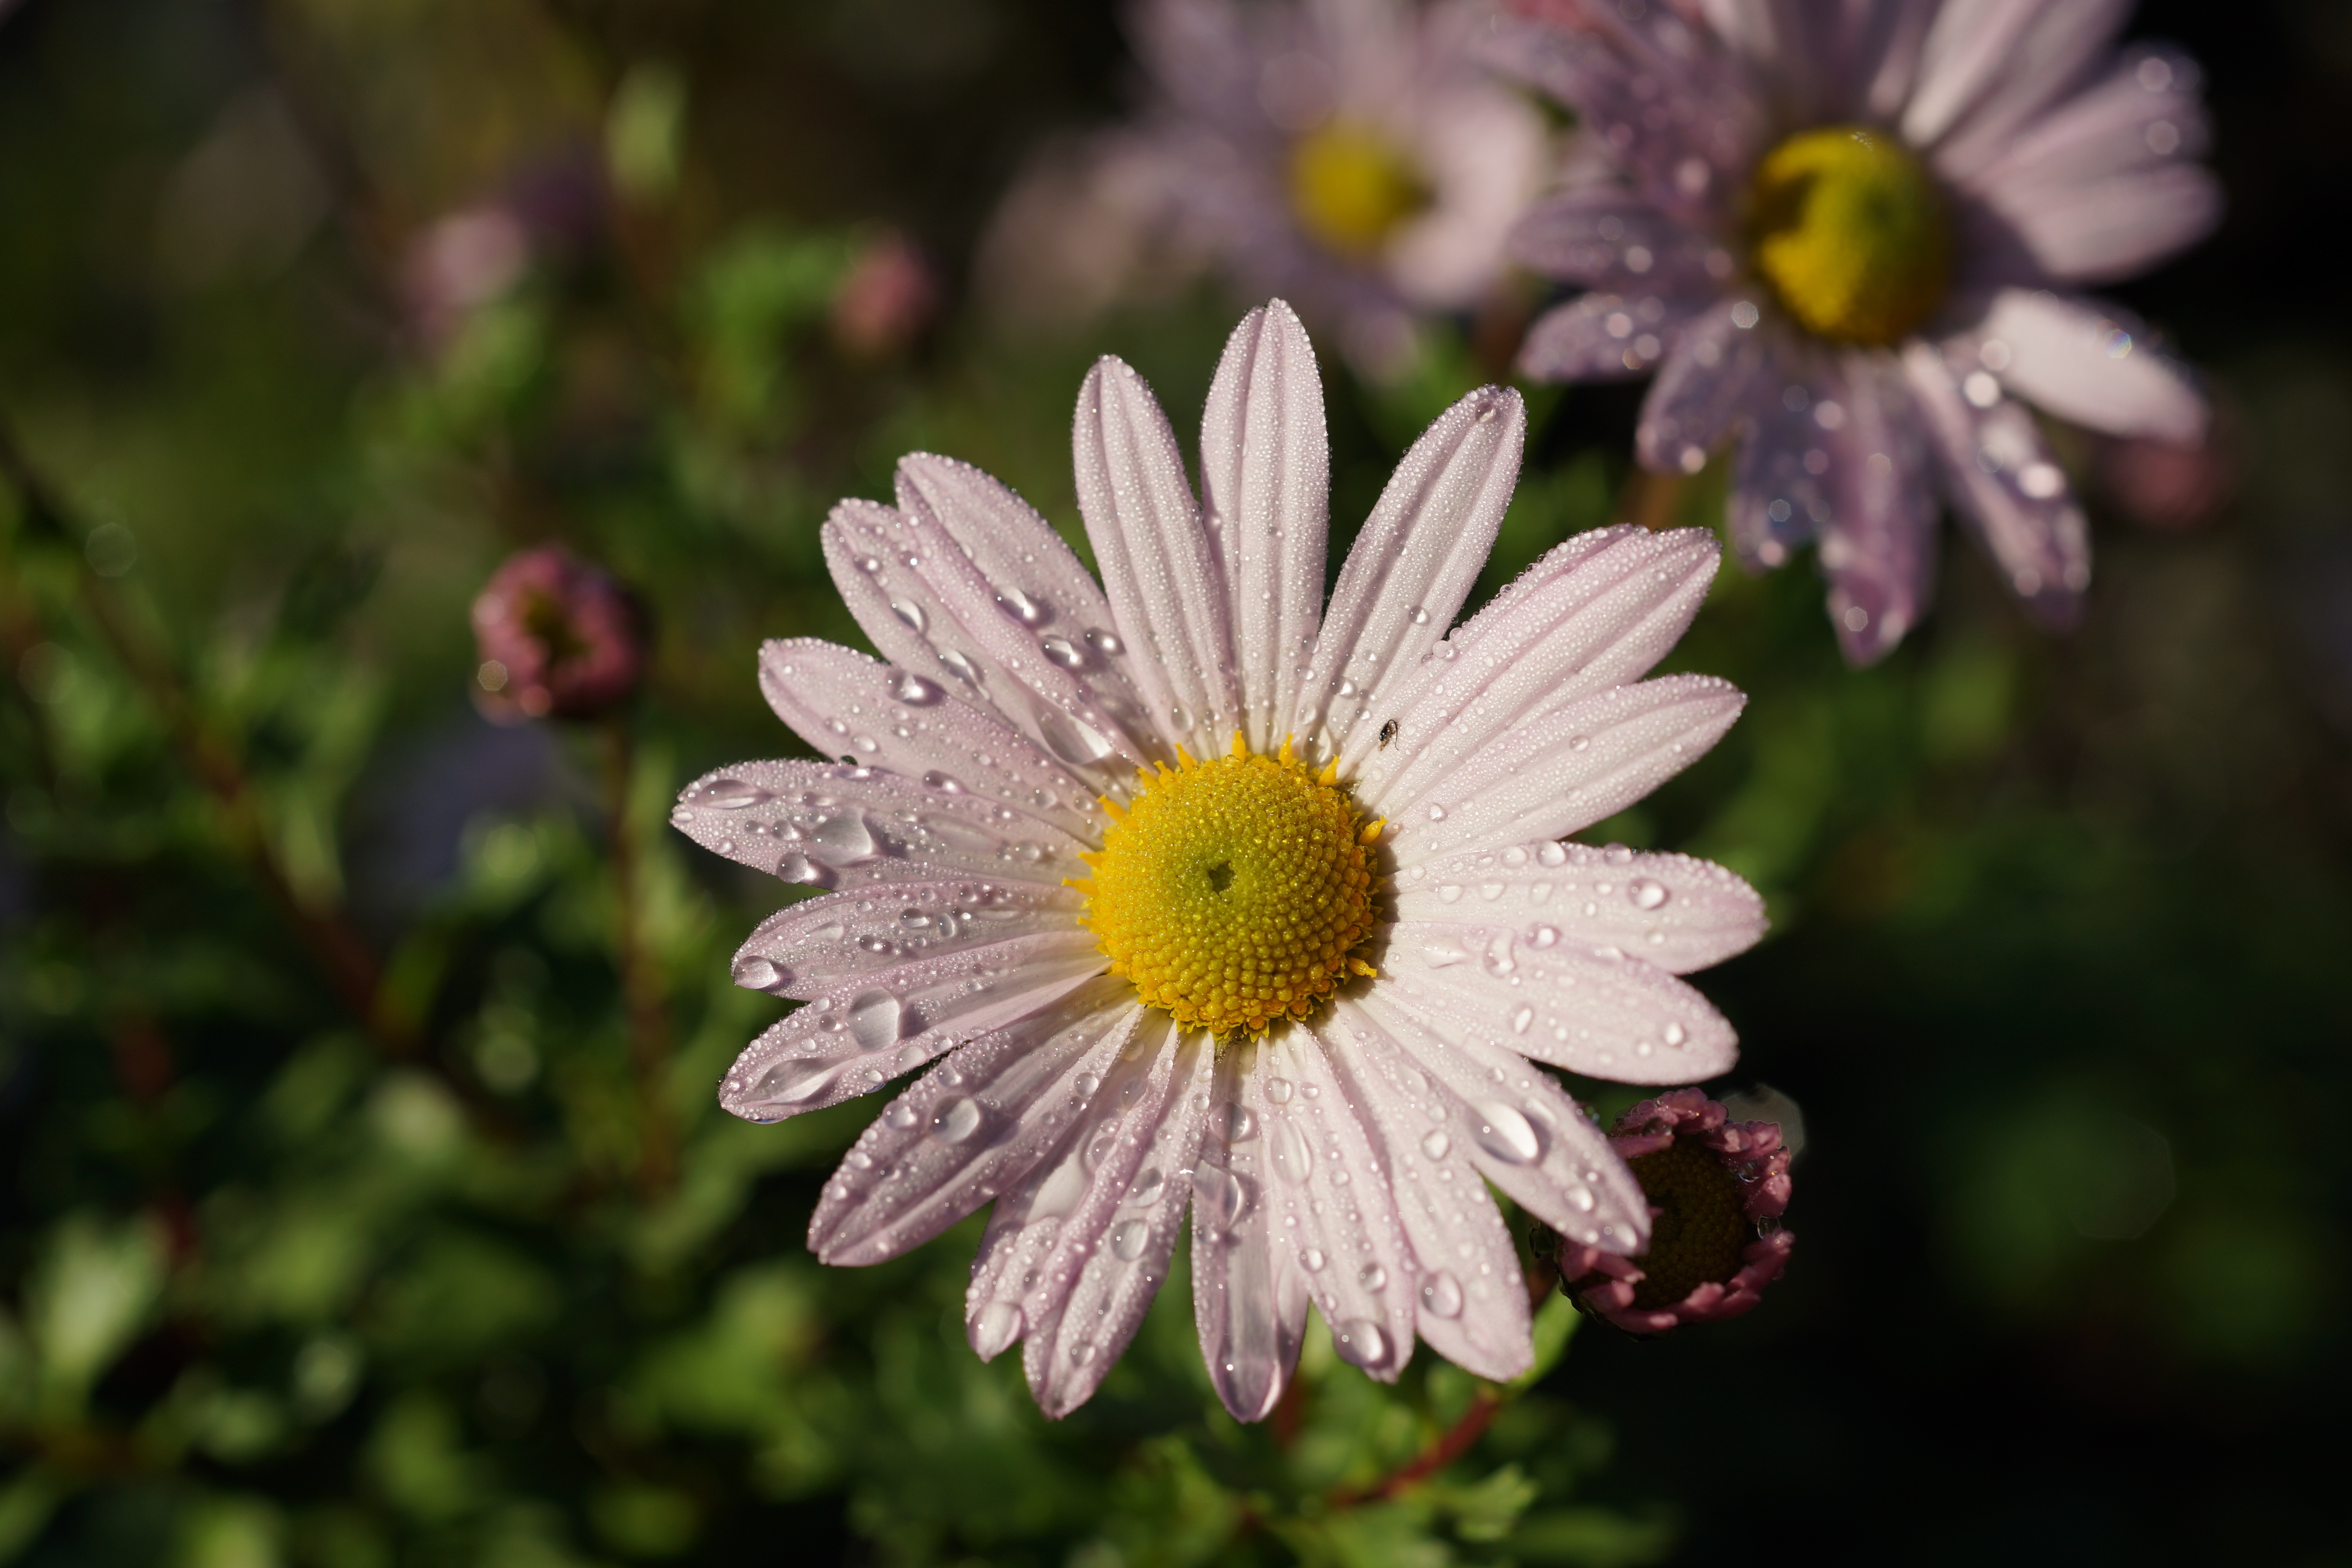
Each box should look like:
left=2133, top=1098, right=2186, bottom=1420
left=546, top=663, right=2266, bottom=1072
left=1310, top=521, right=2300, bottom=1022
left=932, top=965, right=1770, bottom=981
left=777, top=851, right=826, bottom=886
left=972, top=1300, right=1022, bottom=1357
left=932, top=1096, right=982, bottom=1143
left=922, top=770, right=964, bottom=794
left=1334, top=1319, right=1390, bottom=1371
left=1664, top=1021, right=1688, bottom=1048
left=1295, top=1247, right=1327, bottom=1274
left=701, top=777, right=771, bottom=809
left=1073, top=1073, right=1101, bottom=1100
left=1126, top=1168, right=1164, bottom=1207
left=746, top=1058, right=833, bottom=1105
left=731, top=955, right=786, bottom=992
left=1420, top=1130, right=1451, bottom=1160
left=1000, top=587, right=1045, bottom=625
left=1265, top=1077, right=1294, bottom=1105
left=1426, top=804, right=1447, bottom=822
left=1269, top=1117, right=1314, bottom=1185
left=1357, top=1263, right=1387, bottom=1291
left=1111, top=1218, right=1150, bottom=1260
left=1420, top=1271, right=1463, bottom=1319
left=938, top=649, right=982, bottom=685
left=1192, top=1166, right=1252, bottom=1226
left=890, top=598, right=927, bottom=633
left=883, top=1101, right=920, bottom=1130
left=1570, top=735, right=1590, bottom=752
left=1040, top=635, right=1085, bottom=670
left=1628, top=877, right=1669, bottom=910
left=1437, top=884, right=1463, bottom=904
left=895, top=673, right=941, bottom=705
left=809, top=811, right=877, bottom=866
left=1569, top=1185, right=1596, bottom=1212
left=847, top=990, right=904, bottom=1052
left=1040, top=709, right=1115, bottom=766
left=1220, top=1103, right=1258, bottom=1143
left=1410, top=606, right=1430, bottom=625
left=1471, top=1101, right=1543, bottom=1165
left=1510, top=1004, right=1535, bottom=1035
left=1538, top=842, right=1567, bottom=867
left=1087, top=629, right=1123, bottom=656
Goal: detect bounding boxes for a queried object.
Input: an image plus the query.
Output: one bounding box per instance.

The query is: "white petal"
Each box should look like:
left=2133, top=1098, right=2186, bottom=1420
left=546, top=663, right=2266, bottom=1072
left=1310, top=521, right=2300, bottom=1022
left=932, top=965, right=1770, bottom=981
left=1199, top=301, right=1329, bottom=753
left=1307, top=1009, right=1533, bottom=1382
left=718, top=933, right=1108, bottom=1123
left=1073, top=356, right=1239, bottom=757
left=1956, top=46, right=2210, bottom=201
left=1350, top=991, right=1650, bottom=1254
left=1191, top=1037, right=1311, bottom=1423
left=1379, top=925, right=1739, bottom=1083
left=730, top=880, right=1086, bottom=1003
left=1385, top=674, right=1746, bottom=860
left=1343, top=526, right=1720, bottom=800
left=1517, top=292, right=1703, bottom=383
left=1723, top=342, right=1836, bottom=573
left=1811, top=353, right=1941, bottom=665
left=1250, top=1032, right=1417, bottom=1383
left=808, top=984, right=1142, bottom=1265
left=1636, top=296, right=1775, bottom=477
left=1904, top=340, right=2091, bottom=624
left=1302, top=385, right=1523, bottom=757
left=1903, top=0, right=2131, bottom=171
left=675, top=760, right=1088, bottom=891
left=757, top=640, right=1104, bottom=842
left=1981, top=289, right=2207, bottom=444
left=1391, top=841, right=1766, bottom=975
left=1981, top=165, right=2222, bottom=287
left=1021, top=1027, right=1214, bottom=1416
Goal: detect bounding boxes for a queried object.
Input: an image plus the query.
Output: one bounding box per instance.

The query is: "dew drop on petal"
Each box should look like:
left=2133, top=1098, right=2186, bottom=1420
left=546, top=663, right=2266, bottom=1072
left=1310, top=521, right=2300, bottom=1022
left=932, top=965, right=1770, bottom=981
left=1420, top=1130, right=1450, bottom=1160
left=1471, top=1101, right=1543, bottom=1165
left=1126, top=1168, right=1164, bottom=1207
left=1111, top=1218, right=1150, bottom=1260
left=731, top=955, right=786, bottom=992
left=1220, top=1103, right=1258, bottom=1143
left=883, top=1101, right=920, bottom=1131
left=933, top=1095, right=982, bottom=1143
left=1628, top=877, right=1669, bottom=910
left=895, top=673, right=941, bottom=704
left=890, top=598, right=927, bottom=632
left=1269, top=1117, right=1314, bottom=1185
left=701, top=777, right=771, bottom=809
left=1357, top=1263, right=1387, bottom=1292
left=847, top=990, right=904, bottom=1051
left=1420, top=1271, right=1463, bottom=1318
left=1265, top=1077, right=1294, bottom=1104
left=747, top=1058, right=833, bottom=1105
left=972, top=1300, right=1023, bottom=1357
left=1299, top=1247, right=1327, bottom=1273
left=1334, top=1319, right=1390, bottom=1370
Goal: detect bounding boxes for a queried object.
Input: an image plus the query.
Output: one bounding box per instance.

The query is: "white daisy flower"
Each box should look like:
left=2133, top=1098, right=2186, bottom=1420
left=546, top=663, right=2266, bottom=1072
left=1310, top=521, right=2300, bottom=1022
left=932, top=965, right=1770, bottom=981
left=674, top=301, right=1766, bottom=1421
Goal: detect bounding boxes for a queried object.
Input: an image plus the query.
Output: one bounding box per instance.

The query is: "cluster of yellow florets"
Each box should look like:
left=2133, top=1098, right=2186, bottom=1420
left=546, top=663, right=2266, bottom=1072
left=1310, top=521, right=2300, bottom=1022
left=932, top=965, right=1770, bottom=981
left=1748, top=125, right=1953, bottom=347
left=1074, top=734, right=1382, bottom=1036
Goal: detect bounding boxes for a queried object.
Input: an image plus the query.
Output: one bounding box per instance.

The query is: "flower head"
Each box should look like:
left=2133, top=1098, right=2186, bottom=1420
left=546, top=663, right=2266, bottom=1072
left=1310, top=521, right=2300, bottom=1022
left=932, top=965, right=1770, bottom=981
left=1491, top=0, right=2220, bottom=661
left=1541, top=1088, right=1793, bottom=1333
left=675, top=301, right=1766, bottom=1420
left=470, top=546, right=648, bottom=721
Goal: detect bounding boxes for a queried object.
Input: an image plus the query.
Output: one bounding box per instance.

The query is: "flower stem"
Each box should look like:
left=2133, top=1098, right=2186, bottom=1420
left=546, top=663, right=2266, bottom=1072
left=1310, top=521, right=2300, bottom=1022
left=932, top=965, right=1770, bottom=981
left=1329, top=1386, right=1506, bottom=1508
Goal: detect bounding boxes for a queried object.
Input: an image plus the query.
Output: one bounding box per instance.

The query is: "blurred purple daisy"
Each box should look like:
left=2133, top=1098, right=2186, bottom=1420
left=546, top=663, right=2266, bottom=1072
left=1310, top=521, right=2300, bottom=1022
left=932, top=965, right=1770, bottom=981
left=1490, top=0, right=2220, bottom=661
left=674, top=301, right=1767, bottom=1420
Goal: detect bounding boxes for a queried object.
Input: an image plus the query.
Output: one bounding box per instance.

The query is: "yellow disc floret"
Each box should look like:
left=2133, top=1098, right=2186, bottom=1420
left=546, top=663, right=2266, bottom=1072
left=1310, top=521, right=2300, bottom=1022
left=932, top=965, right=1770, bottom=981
left=1748, top=125, right=1952, bottom=347
left=1289, top=122, right=1433, bottom=260
left=1076, top=735, right=1382, bottom=1035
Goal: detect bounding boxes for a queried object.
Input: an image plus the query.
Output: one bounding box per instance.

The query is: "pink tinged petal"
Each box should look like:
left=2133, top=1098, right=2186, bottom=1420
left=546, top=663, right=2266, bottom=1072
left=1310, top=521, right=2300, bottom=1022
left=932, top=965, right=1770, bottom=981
left=1812, top=355, right=1939, bottom=664
left=1382, top=922, right=1738, bottom=1083
left=1385, top=674, right=1746, bottom=860
left=1350, top=990, right=1650, bottom=1255
left=1902, top=0, right=2131, bottom=173
left=1345, top=526, right=1721, bottom=804
left=717, top=932, right=1108, bottom=1123
left=1982, top=165, right=2221, bottom=287
left=808, top=982, right=1143, bottom=1265
left=1636, top=295, right=1773, bottom=476
left=1957, top=47, right=2211, bottom=201
left=1508, top=189, right=1733, bottom=294
left=1018, top=1029, right=1215, bottom=1417
left=1904, top=340, right=2091, bottom=624
left=1199, top=301, right=1329, bottom=753
left=1391, top=840, right=1766, bottom=975
left=822, top=500, right=1151, bottom=786
left=1249, top=1031, right=1418, bottom=1384
left=1980, top=289, right=2207, bottom=444
left=756, top=640, right=1104, bottom=842
left=1855, top=0, right=1941, bottom=122
left=1724, top=347, right=1837, bottom=574
left=729, top=880, right=1086, bottom=1003
left=1306, top=1009, right=1534, bottom=1382
left=1517, top=292, right=1706, bottom=384
left=1073, top=356, right=1240, bottom=756
left=1302, top=385, right=1524, bottom=757
left=675, top=760, right=1088, bottom=891
left=1192, top=1037, right=1311, bottom=1422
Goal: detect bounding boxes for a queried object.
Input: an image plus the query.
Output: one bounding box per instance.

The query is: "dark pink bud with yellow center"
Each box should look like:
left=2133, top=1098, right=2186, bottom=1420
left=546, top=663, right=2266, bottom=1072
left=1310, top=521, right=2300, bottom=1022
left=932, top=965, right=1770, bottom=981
left=470, top=546, right=648, bottom=721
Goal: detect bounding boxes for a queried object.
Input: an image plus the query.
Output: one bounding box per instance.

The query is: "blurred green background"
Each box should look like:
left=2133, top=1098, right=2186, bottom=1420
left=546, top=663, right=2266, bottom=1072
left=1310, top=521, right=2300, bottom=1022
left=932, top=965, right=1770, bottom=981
left=3, top=0, right=2350, bottom=1564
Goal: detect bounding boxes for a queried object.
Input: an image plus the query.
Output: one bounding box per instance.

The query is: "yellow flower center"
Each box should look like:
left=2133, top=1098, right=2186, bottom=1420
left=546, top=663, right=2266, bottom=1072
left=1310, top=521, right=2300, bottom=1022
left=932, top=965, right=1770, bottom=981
left=1077, top=736, right=1382, bottom=1036
left=1288, top=122, right=1432, bottom=260
left=1748, top=125, right=1952, bottom=347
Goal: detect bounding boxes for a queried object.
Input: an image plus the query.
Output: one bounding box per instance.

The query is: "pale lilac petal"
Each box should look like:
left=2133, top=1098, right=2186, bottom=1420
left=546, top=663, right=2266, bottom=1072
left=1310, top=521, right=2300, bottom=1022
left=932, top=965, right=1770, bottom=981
left=1020, top=1029, right=1214, bottom=1416
left=1980, top=289, right=2208, bottom=444
left=1903, top=0, right=2131, bottom=173
left=1904, top=339, right=2091, bottom=624
left=1073, top=356, right=1239, bottom=757
left=1250, top=1031, right=1417, bottom=1383
left=1508, top=189, right=1731, bottom=294
left=809, top=984, right=1143, bottom=1265
left=1981, top=165, right=2221, bottom=287
left=1700, top=0, right=1858, bottom=126
left=1307, top=1007, right=1532, bottom=1381
left=1344, top=526, right=1721, bottom=801
left=822, top=500, right=1151, bottom=784
left=1853, top=0, right=1941, bottom=122
left=1635, top=294, right=1773, bottom=476
left=1517, top=292, right=1706, bottom=383
left=1380, top=925, right=1738, bottom=1083
left=1724, top=341, right=1837, bottom=574
left=1191, top=1038, right=1311, bottom=1422
left=1385, top=675, right=1745, bottom=860
left=756, top=640, right=1104, bottom=842
left=1955, top=47, right=2210, bottom=201
left=730, top=881, right=1086, bottom=1004
left=675, top=760, right=1088, bottom=891
left=1391, top=840, right=1766, bottom=975
left=1199, top=301, right=1329, bottom=752
left=1813, top=353, right=1939, bottom=664
left=718, top=934, right=1109, bottom=1123
left=1351, top=990, right=1650, bottom=1255
left=1301, top=385, right=1523, bottom=757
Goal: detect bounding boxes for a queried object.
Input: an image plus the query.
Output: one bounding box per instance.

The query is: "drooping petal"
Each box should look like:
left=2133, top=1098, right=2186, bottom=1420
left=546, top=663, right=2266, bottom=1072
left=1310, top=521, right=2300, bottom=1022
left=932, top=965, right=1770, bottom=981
left=1904, top=339, right=2091, bottom=625
left=756, top=641, right=1104, bottom=842
left=1300, top=385, right=1523, bottom=757
left=1307, top=1008, right=1533, bottom=1381
left=1390, top=840, right=1766, bottom=976
left=1383, top=674, right=1746, bottom=860
left=717, top=932, right=1108, bottom=1122
left=1073, top=355, right=1240, bottom=757
left=1636, top=294, right=1773, bottom=476
left=1198, top=301, right=1329, bottom=753
left=729, top=880, right=1086, bottom=1003
left=1191, top=1037, right=1311, bottom=1422
left=1979, top=289, right=2207, bottom=445
left=808, top=982, right=1143, bottom=1265
left=1813, top=352, right=1940, bottom=664
left=1517, top=291, right=1710, bottom=383
left=675, top=760, right=1090, bottom=892
left=1350, top=991, right=1650, bottom=1255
